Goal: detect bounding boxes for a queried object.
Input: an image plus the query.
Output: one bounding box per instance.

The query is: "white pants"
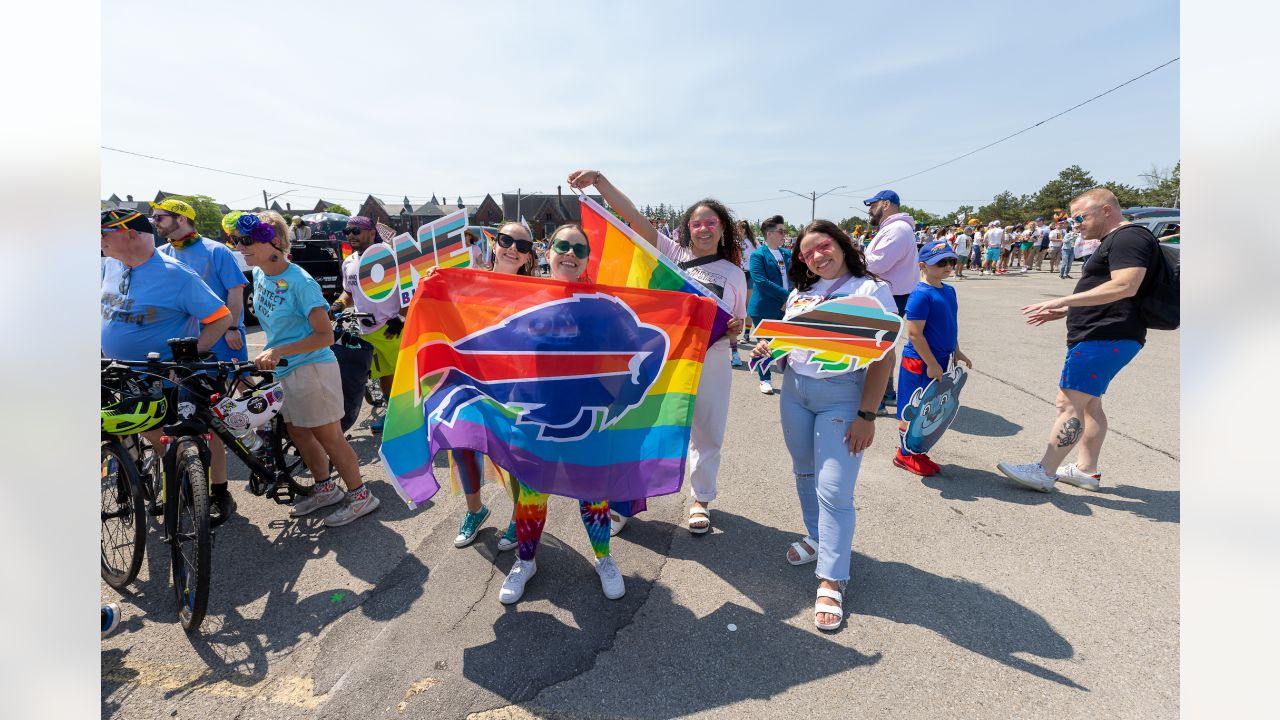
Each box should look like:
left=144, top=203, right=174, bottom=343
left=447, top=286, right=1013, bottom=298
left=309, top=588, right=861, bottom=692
left=689, top=337, right=732, bottom=502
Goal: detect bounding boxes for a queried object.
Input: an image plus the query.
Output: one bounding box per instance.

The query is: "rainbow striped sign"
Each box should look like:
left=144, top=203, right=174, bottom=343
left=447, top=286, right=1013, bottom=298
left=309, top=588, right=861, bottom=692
left=748, top=295, right=902, bottom=375
left=355, top=208, right=473, bottom=308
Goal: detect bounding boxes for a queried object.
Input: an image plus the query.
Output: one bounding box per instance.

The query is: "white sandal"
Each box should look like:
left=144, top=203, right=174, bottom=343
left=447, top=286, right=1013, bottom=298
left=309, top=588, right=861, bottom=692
left=687, top=505, right=711, bottom=534
left=814, top=582, right=847, bottom=631
left=787, top=537, right=818, bottom=566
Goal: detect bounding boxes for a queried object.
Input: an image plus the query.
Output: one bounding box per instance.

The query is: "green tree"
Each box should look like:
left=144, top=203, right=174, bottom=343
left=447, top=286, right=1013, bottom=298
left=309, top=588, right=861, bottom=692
left=1099, top=181, right=1145, bottom=209
left=900, top=204, right=941, bottom=226
left=1137, top=162, right=1180, bottom=207
left=325, top=203, right=351, bottom=216
left=1028, top=165, right=1097, bottom=218
left=170, top=194, right=227, bottom=238
left=977, top=190, right=1027, bottom=226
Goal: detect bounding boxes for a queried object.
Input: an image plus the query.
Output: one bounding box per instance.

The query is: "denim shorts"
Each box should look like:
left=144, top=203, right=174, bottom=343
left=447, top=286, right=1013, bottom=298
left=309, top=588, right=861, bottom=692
left=1059, top=340, right=1142, bottom=397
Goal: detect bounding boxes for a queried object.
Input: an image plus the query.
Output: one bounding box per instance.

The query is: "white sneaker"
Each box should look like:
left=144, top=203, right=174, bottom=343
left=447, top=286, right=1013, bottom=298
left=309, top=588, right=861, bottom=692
left=499, top=559, right=537, bottom=604
left=759, top=381, right=775, bottom=395
left=996, top=462, right=1057, bottom=492
left=1056, top=463, right=1102, bottom=491
left=290, top=481, right=344, bottom=517
left=595, top=556, right=625, bottom=600
left=323, top=487, right=381, bottom=527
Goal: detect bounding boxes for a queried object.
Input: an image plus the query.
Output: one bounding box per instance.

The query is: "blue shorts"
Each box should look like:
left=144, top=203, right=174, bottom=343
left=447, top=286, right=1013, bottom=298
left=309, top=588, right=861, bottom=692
left=897, top=353, right=950, bottom=421
left=1059, top=340, right=1141, bottom=397
left=985, top=248, right=1001, bottom=262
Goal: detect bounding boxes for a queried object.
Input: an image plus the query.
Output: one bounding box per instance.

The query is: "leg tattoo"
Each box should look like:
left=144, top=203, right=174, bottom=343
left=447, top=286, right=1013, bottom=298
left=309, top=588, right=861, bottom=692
left=1056, top=417, right=1083, bottom=448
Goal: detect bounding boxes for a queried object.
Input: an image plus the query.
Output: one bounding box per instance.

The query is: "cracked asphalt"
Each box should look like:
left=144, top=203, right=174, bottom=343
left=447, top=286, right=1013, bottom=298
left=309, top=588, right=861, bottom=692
left=101, top=269, right=1179, bottom=719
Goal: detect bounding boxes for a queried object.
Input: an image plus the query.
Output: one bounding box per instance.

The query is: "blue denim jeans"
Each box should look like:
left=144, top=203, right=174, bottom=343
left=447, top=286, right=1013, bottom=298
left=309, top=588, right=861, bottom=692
left=1060, top=247, right=1075, bottom=278
left=779, top=367, right=866, bottom=582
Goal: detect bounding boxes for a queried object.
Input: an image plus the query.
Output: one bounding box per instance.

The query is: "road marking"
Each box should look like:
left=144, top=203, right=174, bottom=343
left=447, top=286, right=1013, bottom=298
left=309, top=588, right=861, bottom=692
left=101, top=656, right=325, bottom=709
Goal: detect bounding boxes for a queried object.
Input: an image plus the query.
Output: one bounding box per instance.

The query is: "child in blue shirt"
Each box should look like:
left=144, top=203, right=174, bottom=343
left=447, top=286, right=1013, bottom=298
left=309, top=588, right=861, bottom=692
left=894, top=241, right=972, bottom=477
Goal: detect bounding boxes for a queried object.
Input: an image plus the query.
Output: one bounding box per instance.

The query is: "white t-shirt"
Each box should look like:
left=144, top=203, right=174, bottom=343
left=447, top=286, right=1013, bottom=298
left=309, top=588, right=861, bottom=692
left=341, top=251, right=402, bottom=333
left=1048, top=229, right=1063, bottom=248
left=953, top=233, right=970, bottom=255
left=656, top=232, right=748, bottom=341
left=985, top=228, right=1005, bottom=248
left=783, top=273, right=897, bottom=379
left=737, top=239, right=755, bottom=271
left=769, top=247, right=789, bottom=290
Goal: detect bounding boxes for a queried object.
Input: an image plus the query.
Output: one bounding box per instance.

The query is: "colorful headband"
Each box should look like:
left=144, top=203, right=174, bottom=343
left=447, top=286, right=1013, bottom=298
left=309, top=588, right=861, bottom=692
left=234, top=213, right=277, bottom=244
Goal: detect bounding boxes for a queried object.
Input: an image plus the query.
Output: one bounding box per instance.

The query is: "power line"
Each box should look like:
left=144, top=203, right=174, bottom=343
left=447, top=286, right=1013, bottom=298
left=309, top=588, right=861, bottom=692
left=100, top=145, right=490, bottom=201
left=843, top=57, right=1180, bottom=193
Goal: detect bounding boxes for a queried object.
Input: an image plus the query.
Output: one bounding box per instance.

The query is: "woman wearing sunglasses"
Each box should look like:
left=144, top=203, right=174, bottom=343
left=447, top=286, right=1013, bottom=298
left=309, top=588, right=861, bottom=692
left=750, top=220, right=897, bottom=631
left=496, top=223, right=626, bottom=605
left=566, top=170, right=747, bottom=536
left=234, top=211, right=380, bottom=527
left=451, top=222, right=537, bottom=551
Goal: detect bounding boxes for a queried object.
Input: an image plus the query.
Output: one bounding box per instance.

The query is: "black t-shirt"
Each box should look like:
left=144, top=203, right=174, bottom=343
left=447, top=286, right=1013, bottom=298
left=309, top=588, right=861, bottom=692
left=1065, top=224, right=1158, bottom=346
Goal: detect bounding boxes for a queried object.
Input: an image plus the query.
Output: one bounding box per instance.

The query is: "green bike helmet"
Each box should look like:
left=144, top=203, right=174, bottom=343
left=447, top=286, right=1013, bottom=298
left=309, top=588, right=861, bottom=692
left=101, top=383, right=168, bottom=436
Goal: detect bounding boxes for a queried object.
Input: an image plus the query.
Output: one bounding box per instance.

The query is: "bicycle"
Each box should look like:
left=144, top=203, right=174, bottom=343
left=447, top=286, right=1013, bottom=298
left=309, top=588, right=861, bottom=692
left=103, top=338, right=307, bottom=631
left=100, top=364, right=166, bottom=589
left=330, top=309, right=385, bottom=431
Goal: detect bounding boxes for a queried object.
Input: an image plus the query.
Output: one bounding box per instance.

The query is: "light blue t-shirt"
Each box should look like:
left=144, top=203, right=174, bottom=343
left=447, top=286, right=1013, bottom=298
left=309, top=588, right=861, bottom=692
left=101, top=251, right=227, bottom=361
left=252, top=263, right=335, bottom=378
left=159, top=236, right=248, bottom=361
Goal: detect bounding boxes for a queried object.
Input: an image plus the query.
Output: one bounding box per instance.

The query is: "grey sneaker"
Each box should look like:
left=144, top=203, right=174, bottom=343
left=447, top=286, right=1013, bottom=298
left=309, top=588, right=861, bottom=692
left=1056, top=463, right=1102, bottom=491
left=290, top=481, right=344, bottom=517
left=499, top=559, right=537, bottom=604
left=596, top=556, right=625, bottom=600
left=323, top=487, right=381, bottom=527
left=996, top=462, right=1057, bottom=492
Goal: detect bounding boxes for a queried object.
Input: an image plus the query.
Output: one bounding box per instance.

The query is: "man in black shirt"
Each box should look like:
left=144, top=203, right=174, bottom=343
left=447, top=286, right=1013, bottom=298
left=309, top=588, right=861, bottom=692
left=997, top=188, right=1156, bottom=492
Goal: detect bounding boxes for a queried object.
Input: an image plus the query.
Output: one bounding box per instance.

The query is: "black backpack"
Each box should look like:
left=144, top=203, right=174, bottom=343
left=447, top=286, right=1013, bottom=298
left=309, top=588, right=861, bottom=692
left=1132, top=226, right=1180, bottom=330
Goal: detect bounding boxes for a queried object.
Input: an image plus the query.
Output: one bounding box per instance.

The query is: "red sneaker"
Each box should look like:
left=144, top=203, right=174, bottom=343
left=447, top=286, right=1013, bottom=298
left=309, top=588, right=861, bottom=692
left=917, top=453, right=942, bottom=474
left=893, top=449, right=938, bottom=477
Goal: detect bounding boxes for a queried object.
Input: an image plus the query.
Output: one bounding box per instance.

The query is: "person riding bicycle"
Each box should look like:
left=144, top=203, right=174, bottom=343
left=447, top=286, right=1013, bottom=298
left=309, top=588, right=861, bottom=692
left=100, top=208, right=237, bottom=520
left=233, top=210, right=380, bottom=527
left=329, top=215, right=406, bottom=433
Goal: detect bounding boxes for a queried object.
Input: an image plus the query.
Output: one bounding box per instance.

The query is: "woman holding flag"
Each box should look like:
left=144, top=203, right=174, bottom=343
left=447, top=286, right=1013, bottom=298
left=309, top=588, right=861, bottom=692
left=450, top=222, right=539, bottom=552
left=566, top=170, right=748, bottom=536
left=495, top=222, right=627, bottom=605
left=751, top=220, right=897, bottom=631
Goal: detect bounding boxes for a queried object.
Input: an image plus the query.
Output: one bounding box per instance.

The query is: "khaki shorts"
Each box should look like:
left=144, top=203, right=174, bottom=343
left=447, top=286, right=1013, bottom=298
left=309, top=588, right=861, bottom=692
left=365, top=324, right=402, bottom=380
left=280, top=361, right=344, bottom=428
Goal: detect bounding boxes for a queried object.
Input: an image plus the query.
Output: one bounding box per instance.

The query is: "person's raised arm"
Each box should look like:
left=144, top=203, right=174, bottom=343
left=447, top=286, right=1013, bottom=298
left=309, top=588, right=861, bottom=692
left=567, top=170, right=658, bottom=246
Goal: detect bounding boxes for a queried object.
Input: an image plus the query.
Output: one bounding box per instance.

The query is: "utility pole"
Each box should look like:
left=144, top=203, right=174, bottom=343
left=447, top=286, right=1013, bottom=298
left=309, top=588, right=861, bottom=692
left=779, top=186, right=847, bottom=221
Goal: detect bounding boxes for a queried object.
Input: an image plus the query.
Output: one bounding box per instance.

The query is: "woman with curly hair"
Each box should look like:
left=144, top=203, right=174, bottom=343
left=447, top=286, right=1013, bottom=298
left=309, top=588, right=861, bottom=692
left=751, top=219, right=897, bottom=631
left=566, top=170, right=747, bottom=536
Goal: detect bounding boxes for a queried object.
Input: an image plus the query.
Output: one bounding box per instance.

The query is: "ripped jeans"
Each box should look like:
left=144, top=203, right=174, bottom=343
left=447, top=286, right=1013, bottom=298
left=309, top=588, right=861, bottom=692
left=779, top=367, right=867, bottom=582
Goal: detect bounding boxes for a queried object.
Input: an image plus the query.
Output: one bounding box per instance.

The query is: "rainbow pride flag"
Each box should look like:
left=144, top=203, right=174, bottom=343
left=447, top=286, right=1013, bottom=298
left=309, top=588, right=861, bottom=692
left=578, top=195, right=732, bottom=341
left=748, top=295, right=902, bottom=375
left=379, top=268, right=718, bottom=507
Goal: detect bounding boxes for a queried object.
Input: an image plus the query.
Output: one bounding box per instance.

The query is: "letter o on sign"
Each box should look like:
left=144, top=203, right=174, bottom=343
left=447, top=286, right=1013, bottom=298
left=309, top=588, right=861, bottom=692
left=357, top=243, right=398, bottom=302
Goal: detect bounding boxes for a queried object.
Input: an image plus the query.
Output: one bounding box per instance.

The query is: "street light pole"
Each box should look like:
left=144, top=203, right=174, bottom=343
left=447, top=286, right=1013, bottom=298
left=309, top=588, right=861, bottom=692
left=779, top=186, right=847, bottom=222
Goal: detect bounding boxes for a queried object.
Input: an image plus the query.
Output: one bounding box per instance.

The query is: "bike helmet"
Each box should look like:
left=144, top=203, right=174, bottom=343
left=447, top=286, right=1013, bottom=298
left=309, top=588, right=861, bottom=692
left=101, top=383, right=168, bottom=435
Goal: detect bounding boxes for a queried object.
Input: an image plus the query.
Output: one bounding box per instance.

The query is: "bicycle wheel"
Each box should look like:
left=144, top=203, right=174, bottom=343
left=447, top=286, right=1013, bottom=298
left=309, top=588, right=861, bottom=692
left=167, top=439, right=211, bottom=632
left=101, top=440, right=146, bottom=590
left=269, top=415, right=314, bottom=496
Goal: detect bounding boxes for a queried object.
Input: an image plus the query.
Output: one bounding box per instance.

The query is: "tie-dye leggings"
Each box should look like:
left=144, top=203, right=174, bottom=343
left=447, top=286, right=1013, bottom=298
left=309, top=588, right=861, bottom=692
left=514, top=480, right=610, bottom=562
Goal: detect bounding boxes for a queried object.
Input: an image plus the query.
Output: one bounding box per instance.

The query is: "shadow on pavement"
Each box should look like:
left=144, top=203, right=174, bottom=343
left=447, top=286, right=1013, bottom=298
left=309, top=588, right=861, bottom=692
left=923, top=466, right=1179, bottom=524
left=671, top=510, right=1086, bottom=693
left=949, top=405, right=1023, bottom=437
left=102, top=440, right=429, bottom=702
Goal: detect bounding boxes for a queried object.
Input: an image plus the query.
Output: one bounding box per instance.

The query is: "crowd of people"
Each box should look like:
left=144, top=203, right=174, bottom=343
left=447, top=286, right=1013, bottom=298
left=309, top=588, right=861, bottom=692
left=101, top=174, right=1165, bottom=633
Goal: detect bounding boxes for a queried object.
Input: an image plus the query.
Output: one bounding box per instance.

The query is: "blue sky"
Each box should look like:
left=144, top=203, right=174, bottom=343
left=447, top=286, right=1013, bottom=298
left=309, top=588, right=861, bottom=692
left=102, top=0, right=1179, bottom=224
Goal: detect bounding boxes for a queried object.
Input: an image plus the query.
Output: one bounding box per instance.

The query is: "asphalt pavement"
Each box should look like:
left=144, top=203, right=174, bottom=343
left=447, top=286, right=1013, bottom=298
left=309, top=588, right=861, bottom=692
left=102, top=267, right=1179, bottom=719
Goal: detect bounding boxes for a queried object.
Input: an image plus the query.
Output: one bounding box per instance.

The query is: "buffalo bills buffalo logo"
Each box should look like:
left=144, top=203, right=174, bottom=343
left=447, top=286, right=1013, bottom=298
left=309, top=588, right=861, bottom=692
left=414, top=294, right=669, bottom=441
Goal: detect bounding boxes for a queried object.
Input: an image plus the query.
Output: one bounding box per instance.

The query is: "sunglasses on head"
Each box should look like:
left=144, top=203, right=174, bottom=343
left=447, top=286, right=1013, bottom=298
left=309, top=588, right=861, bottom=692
left=495, top=233, right=534, bottom=253
left=550, top=239, right=590, bottom=259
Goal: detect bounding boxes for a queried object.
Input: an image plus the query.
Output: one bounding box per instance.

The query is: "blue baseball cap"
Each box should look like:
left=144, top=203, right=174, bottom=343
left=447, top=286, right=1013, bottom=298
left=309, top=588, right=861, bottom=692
left=918, top=240, right=959, bottom=265
left=863, top=189, right=900, bottom=206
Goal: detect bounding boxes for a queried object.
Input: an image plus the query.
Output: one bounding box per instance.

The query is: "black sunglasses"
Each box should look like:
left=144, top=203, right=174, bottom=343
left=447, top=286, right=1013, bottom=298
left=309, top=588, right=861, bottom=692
left=234, top=235, right=275, bottom=248
left=343, top=227, right=364, bottom=236
left=495, top=233, right=534, bottom=253
left=550, top=239, right=590, bottom=259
